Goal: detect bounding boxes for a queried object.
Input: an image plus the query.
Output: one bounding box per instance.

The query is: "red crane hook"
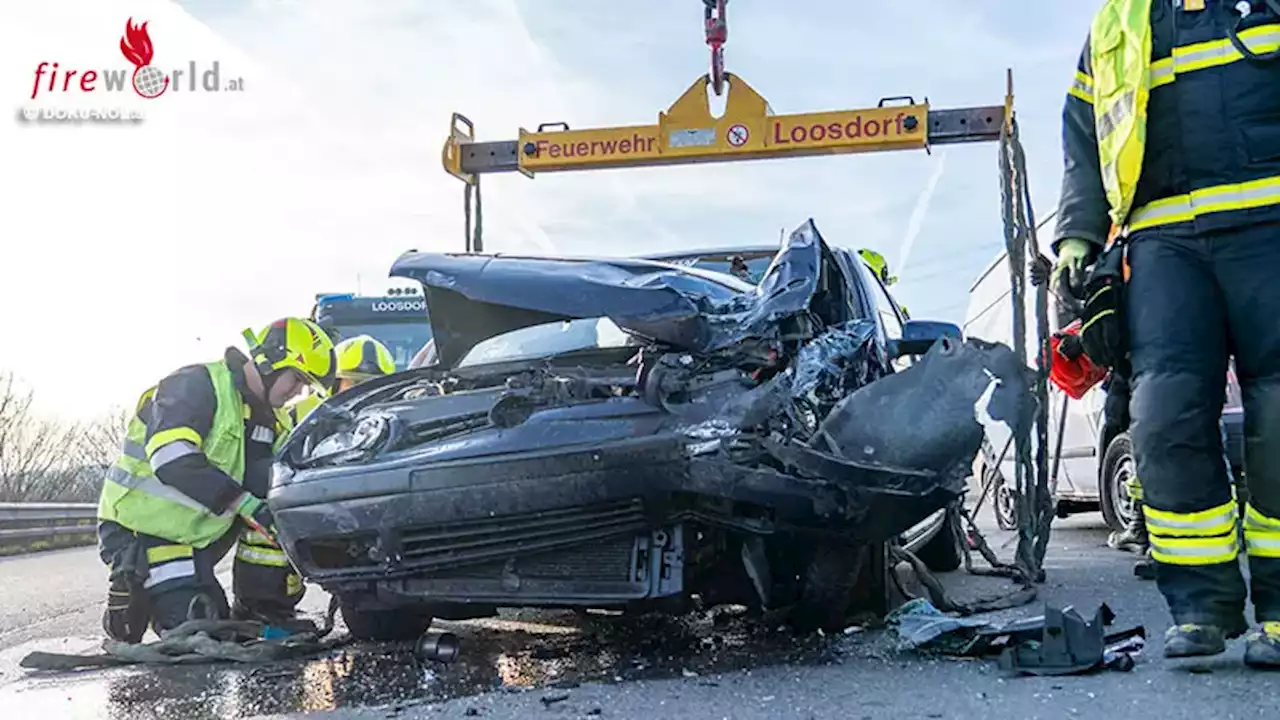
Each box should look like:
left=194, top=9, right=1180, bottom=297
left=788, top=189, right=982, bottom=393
left=703, top=0, right=728, bottom=96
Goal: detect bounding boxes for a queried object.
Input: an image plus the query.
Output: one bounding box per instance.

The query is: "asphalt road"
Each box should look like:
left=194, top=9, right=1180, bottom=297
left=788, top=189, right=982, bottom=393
left=4, top=516, right=1280, bottom=720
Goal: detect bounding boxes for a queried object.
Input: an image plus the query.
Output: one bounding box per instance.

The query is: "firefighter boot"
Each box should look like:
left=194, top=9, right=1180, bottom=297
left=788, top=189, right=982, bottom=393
left=1244, top=622, right=1280, bottom=669
left=1133, top=548, right=1157, bottom=581
left=1109, top=504, right=1149, bottom=553
left=1164, top=624, right=1232, bottom=658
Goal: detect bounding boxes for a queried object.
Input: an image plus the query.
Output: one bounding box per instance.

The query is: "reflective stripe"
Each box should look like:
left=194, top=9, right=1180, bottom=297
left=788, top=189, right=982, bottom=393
left=122, top=439, right=147, bottom=461
left=104, top=464, right=236, bottom=518
left=1128, top=175, right=1280, bottom=231
left=1149, top=25, right=1280, bottom=90
left=1245, top=531, right=1280, bottom=558
left=1246, top=504, right=1280, bottom=533
left=1068, top=71, right=1094, bottom=104
left=146, top=544, right=193, bottom=564
left=149, top=440, right=199, bottom=472
left=250, top=425, right=275, bottom=444
left=143, top=558, right=196, bottom=588
left=1150, top=533, right=1240, bottom=566
left=1127, top=475, right=1143, bottom=502
left=236, top=544, right=289, bottom=568
left=1145, top=501, right=1237, bottom=538
left=145, top=426, right=203, bottom=458
left=1096, top=89, right=1134, bottom=140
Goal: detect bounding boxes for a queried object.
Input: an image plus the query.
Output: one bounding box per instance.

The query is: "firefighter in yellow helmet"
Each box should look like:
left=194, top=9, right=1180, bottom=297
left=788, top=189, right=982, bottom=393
left=288, top=335, right=398, bottom=425
left=96, top=318, right=335, bottom=642
left=858, top=248, right=898, bottom=286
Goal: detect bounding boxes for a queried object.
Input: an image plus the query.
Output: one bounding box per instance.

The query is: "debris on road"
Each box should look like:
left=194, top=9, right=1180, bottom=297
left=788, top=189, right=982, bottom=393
left=415, top=630, right=461, bottom=663
left=19, top=599, right=346, bottom=671
left=887, top=598, right=1145, bottom=676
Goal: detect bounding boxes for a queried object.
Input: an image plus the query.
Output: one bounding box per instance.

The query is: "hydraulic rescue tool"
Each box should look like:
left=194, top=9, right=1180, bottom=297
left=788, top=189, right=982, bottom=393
left=437, top=3, right=1054, bottom=603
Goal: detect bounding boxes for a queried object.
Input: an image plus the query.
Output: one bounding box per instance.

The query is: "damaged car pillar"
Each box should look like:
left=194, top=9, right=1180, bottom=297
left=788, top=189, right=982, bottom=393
left=268, top=219, right=1033, bottom=639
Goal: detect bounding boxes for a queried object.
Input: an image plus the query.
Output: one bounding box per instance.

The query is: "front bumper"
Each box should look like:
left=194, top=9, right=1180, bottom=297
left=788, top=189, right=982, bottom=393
left=270, top=434, right=963, bottom=605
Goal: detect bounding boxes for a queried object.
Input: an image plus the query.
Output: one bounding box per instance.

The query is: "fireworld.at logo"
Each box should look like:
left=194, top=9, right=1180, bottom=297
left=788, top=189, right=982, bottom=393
left=29, top=18, right=244, bottom=100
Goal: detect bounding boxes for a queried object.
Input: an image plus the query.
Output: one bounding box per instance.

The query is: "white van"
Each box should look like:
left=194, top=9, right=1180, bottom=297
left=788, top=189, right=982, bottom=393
left=962, top=249, right=1244, bottom=532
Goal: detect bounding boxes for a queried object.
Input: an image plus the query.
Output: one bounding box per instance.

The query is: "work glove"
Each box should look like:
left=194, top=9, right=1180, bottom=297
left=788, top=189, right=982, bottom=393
left=1055, top=331, right=1085, bottom=361
left=236, top=493, right=279, bottom=546
left=102, top=572, right=150, bottom=644
left=1050, top=238, right=1095, bottom=298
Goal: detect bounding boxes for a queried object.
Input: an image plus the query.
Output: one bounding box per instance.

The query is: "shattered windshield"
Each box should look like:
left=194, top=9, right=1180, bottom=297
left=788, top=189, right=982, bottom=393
left=456, top=317, right=640, bottom=368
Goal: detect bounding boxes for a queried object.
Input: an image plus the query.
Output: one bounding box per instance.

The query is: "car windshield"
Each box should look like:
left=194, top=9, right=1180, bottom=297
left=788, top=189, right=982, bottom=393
left=325, top=322, right=432, bottom=371
left=457, top=317, right=638, bottom=368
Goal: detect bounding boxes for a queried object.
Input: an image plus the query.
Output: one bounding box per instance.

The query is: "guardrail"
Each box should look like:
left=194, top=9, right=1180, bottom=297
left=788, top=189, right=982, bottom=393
left=0, top=502, right=97, bottom=546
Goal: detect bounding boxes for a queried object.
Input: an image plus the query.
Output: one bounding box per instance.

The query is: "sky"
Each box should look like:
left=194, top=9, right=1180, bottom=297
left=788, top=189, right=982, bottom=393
left=0, top=0, right=1097, bottom=421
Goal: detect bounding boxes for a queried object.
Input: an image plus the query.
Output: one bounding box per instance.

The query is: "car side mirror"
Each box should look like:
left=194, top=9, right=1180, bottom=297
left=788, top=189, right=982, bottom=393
left=889, top=320, right=963, bottom=358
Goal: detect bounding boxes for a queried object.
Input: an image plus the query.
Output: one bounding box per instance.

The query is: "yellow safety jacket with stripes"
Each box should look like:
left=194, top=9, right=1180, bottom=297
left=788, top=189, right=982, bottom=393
left=96, top=359, right=292, bottom=549
left=1057, top=0, right=1280, bottom=245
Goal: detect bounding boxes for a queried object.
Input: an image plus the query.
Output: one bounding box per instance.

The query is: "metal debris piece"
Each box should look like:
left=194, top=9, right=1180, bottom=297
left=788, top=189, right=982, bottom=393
left=415, top=630, right=461, bottom=663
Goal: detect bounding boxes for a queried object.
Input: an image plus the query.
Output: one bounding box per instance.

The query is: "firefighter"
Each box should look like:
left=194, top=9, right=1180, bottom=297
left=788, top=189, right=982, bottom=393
left=1054, top=1, right=1280, bottom=665
left=287, top=335, right=397, bottom=424
left=96, top=317, right=335, bottom=641
left=858, top=248, right=898, bottom=286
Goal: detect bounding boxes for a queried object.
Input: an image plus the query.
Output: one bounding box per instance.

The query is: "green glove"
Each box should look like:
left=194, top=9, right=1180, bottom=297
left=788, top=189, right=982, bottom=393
left=1051, top=238, right=1094, bottom=297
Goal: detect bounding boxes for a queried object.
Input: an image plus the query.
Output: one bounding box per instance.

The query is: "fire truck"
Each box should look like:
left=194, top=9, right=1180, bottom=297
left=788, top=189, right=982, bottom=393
left=310, top=288, right=433, bottom=371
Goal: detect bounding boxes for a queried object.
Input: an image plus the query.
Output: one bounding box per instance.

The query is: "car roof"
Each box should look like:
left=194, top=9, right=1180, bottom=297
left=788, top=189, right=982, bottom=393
left=641, top=245, right=781, bottom=261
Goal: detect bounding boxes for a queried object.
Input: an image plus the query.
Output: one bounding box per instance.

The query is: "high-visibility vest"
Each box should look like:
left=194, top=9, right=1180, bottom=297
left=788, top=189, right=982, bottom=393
left=1088, top=0, right=1153, bottom=227
left=96, top=359, right=290, bottom=548
left=287, top=392, right=323, bottom=425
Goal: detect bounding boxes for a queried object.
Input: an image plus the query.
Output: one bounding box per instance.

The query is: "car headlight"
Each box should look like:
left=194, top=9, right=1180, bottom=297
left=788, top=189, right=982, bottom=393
left=305, top=414, right=390, bottom=464
left=270, top=461, right=296, bottom=488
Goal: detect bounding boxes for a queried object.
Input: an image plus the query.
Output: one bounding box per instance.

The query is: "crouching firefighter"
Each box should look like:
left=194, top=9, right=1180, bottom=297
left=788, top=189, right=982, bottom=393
left=1056, top=0, right=1280, bottom=666
left=96, top=317, right=336, bottom=642
left=286, top=334, right=397, bottom=424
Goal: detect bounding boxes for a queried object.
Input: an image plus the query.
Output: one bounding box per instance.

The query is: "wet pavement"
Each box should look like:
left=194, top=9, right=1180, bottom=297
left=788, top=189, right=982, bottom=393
left=6, top=516, right=1280, bottom=719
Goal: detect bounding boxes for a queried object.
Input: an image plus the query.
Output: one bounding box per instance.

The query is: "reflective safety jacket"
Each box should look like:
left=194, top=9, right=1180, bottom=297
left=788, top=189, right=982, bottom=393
left=1056, top=0, right=1280, bottom=249
left=97, top=351, right=292, bottom=549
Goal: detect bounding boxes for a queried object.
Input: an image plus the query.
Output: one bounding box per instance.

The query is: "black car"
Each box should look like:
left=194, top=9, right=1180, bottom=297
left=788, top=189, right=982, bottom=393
left=270, top=220, right=1030, bottom=640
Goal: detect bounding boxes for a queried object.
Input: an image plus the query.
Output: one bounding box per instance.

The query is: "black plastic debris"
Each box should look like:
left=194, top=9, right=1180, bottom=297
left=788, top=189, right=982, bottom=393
left=996, top=604, right=1144, bottom=676
left=887, top=599, right=1145, bottom=676
left=415, top=631, right=461, bottom=663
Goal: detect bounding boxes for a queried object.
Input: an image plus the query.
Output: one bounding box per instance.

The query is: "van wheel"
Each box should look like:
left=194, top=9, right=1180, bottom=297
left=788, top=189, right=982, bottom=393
left=980, top=447, right=1017, bottom=532
left=340, top=603, right=434, bottom=642
left=1100, top=432, right=1138, bottom=533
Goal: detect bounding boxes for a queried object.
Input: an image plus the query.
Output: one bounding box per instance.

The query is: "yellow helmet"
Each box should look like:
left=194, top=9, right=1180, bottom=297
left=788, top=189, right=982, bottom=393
left=335, top=335, right=397, bottom=381
left=242, top=317, right=336, bottom=393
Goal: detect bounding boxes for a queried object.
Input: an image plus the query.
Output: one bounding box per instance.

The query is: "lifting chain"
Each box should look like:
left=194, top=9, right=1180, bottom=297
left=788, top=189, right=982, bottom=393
left=703, top=0, right=728, bottom=96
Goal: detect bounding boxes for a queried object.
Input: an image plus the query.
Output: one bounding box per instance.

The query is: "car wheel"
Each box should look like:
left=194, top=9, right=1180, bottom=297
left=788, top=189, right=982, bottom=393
left=914, top=507, right=963, bottom=573
left=340, top=603, right=434, bottom=642
left=788, top=542, right=866, bottom=634
left=1100, top=432, right=1137, bottom=533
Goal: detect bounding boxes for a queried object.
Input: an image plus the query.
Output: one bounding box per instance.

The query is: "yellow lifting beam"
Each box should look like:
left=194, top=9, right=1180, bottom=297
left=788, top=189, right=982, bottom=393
left=441, top=71, right=1010, bottom=250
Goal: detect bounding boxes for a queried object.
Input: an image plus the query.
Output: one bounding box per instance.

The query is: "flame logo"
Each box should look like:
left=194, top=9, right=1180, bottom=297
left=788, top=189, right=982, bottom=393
left=119, top=18, right=169, bottom=99
left=119, top=18, right=154, bottom=68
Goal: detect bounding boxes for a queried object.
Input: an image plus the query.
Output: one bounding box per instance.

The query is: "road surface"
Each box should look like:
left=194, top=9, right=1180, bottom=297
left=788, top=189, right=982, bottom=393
left=3, top=516, right=1280, bottom=719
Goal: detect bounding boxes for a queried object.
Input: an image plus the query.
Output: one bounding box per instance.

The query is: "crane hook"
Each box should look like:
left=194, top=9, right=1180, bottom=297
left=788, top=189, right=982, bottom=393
left=703, top=0, right=728, bottom=96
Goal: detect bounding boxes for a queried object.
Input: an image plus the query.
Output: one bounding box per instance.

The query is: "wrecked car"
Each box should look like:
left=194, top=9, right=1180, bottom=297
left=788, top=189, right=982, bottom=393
left=270, top=220, right=1031, bottom=640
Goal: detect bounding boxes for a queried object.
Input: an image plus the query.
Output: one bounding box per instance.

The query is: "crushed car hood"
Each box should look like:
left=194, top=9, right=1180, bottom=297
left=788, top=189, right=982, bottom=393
left=390, top=220, right=830, bottom=368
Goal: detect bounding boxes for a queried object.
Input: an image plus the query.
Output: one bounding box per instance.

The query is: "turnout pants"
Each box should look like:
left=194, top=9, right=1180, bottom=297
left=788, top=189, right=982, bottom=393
left=1126, top=221, right=1280, bottom=630
left=99, top=519, right=304, bottom=634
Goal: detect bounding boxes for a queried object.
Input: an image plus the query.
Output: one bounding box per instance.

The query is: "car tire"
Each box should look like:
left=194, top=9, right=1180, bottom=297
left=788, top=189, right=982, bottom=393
left=915, top=507, right=963, bottom=573
left=1100, top=432, right=1137, bottom=533
left=340, top=603, right=434, bottom=642
left=788, top=542, right=865, bottom=634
